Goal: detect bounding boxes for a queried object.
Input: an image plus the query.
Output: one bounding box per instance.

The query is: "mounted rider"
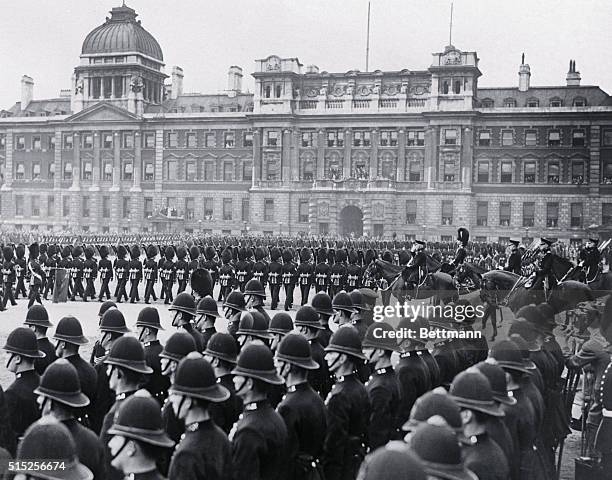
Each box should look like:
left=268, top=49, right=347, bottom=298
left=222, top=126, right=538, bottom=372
left=404, top=240, right=427, bottom=291
left=504, top=239, right=523, bottom=275
left=579, top=237, right=601, bottom=282
left=526, top=238, right=557, bottom=295
left=452, top=228, right=469, bottom=273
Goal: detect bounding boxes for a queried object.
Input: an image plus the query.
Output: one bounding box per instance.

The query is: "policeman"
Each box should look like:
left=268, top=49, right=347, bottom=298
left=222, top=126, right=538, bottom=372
left=204, top=332, right=243, bottom=434
left=143, top=245, right=159, bottom=304
left=348, top=290, right=368, bottom=340
left=14, top=243, right=27, bottom=299
left=128, top=244, right=143, bottom=303
left=230, top=343, right=289, bottom=480
left=281, top=248, right=297, bottom=311
left=114, top=245, right=129, bottom=303
left=359, top=441, right=427, bottom=480
left=405, top=240, right=427, bottom=293
left=42, top=244, right=59, bottom=301
left=245, top=278, right=271, bottom=324
left=297, top=247, right=314, bottom=305
left=3, top=327, right=43, bottom=438
left=195, top=296, right=219, bottom=348
left=504, top=239, right=522, bottom=275
left=401, top=390, right=464, bottom=437
left=252, top=246, right=269, bottom=294
left=580, top=237, right=602, bottom=282
left=314, top=247, right=330, bottom=294
left=346, top=249, right=362, bottom=292
left=24, top=304, right=57, bottom=375
left=331, top=290, right=358, bottom=328
left=136, top=307, right=170, bottom=404
left=235, top=311, right=273, bottom=350
left=224, top=290, right=247, bottom=342
left=97, top=245, right=113, bottom=302
left=106, top=390, right=174, bottom=480
left=27, top=242, right=44, bottom=308
left=362, top=322, right=401, bottom=449
left=160, top=246, right=176, bottom=304
left=268, top=247, right=283, bottom=310
left=236, top=246, right=251, bottom=292
left=275, top=333, right=327, bottom=480
left=268, top=312, right=294, bottom=352
left=82, top=246, right=98, bottom=302
left=312, top=291, right=334, bottom=348
left=53, top=316, right=98, bottom=418
left=14, top=418, right=93, bottom=480
left=330, top=248, right=348, bottom=297
left=34, top=359, right=107, bottom=480
left=322, top=326, right=370, bottom=480
left=175, top=246, right=189, bottom=294
left=169, top=292, right=204, bottom=352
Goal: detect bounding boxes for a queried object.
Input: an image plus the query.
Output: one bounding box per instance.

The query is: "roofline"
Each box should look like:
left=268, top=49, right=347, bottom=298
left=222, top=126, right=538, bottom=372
left=79, top=51, right=164, bottom=66
left=477, top=85, right=603, bottom=90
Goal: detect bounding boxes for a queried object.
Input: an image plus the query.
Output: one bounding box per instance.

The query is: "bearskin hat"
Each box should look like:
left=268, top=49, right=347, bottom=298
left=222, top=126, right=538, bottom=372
left=72, top=246, right=83, bottom=258
left=282, top=248, right=293, bottom=263
left=336, top=249, right=347, bottom=263
left=382, top=250, right=393, bottom=263
left=189, top=246, right=200, bottom=260
left=39, top=244, right=47, bottom=255
left=130, top=245, right=140, bottom=259
left=147, top=245, right=158, bottom=259
left=84, top=246, right=94, bottom=259
left=2, top=246, right=13, bottom=261
left=327, top=249, right=336, bottom=264
left=221, top=247, right=233, bottom=263
left=28, top=242, right=40, bottom=259
left=399, top=250, right=411, bottom=265
left=348, top=249, right=358, bottom=264
left=255, top=246, right=266, bottom=261
left=117, top=245, right=127, bottom=259
left=238, top=247, right=247, bottom=262
left=99, top=245, right=109, bottom=258
left=165, top=246, right=175, bottom=261
left=16, top=244, right=25, bottom=259
left=270, top=247, right=281, bottom=261
left=245, top=247, right=254, bottom=260
left=300, top=247, right=311, bottom=262
left=177, top=246, right=187, bottom=260
left=47, top=245, right=57, bottom=257
left=204, top=246, right=216, bottom=260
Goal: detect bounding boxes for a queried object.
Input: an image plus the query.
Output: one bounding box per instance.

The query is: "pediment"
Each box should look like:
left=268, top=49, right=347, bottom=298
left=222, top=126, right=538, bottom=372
left=66, top=102, right=140, bottom=123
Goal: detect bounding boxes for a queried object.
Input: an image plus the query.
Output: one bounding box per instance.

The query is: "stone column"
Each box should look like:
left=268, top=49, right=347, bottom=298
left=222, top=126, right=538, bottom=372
left=131, top=132, right=142, bottom=192
left=110, top=131, right=121, bottom=192
left=343, top=129, right=351, bottom=178
left=397, top=129, right=406, bottom=182
left=253, top=129, right=262, bottom=183
left=424, top=127, right=438, bottom=189
left=90, top=132, right=100, bottom=191
left=369, top=129, right=379, bottom=179
left=70, top=133, right=81, bottom=191
left=291, top=130, right=299, bottom=180
left=316, top=130, right=325, bottom=179
left=462, top=126, right=473, bottom=189
left=1, top=129, right=13, bottom=191
left=282, top=129, right=291, bottom=183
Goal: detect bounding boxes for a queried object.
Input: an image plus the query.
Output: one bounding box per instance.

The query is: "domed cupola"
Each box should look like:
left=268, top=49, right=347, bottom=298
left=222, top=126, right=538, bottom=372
left=72, top=4, right=167, bottom=115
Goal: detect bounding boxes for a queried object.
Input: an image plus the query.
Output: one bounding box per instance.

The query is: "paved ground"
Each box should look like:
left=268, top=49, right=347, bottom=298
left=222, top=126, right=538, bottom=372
left=0, top=283, right=582, bottom=479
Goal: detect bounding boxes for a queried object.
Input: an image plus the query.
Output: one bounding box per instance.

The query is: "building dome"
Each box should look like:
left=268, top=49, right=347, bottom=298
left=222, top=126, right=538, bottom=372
left=81, top=5, right=163, bottom=62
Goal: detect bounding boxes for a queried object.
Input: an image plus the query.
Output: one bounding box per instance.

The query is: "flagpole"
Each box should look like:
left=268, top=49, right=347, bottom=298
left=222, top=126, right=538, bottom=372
left=366, top=2, right=371, bottom=71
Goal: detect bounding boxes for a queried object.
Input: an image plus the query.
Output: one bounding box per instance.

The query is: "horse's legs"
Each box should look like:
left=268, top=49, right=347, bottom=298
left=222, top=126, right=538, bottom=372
left=491, top=307, right=498, bottom=340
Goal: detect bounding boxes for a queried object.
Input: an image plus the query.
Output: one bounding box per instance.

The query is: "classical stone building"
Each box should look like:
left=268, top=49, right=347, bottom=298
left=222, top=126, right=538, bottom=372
left=1, top=4, right=612, bottom=243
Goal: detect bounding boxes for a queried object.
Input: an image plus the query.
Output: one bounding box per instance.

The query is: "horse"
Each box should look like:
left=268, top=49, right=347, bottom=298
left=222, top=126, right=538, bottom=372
left=561, top=265, right=612, bottom=299
left=442, top=262, right=485, bottom=291
left=480, top=269, right=593, bottom=315
left=364, top=259, right=459, bottom=305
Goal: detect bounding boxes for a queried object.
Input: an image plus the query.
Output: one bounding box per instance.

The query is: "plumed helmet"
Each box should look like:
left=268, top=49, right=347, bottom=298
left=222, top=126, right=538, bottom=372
left=457, top=227, right=469, bottom=245
left=165, top=246, right=175, bottom=261
left=16, top=244, right=25, bottom=258
left=223, top=290, right=246, bottom=311
left=270, top=247, right=281, bottom=261
left=99, top=245, right=109, bottom=258
left=177, top=246, right=187, bottom=260
left=136, top=306, right=164, bottom=331
left=254, top=246, right=266, bottom=261
left=170, top=352, right=230, bottom=402
left=28, top=242, right=40, bottom=259
left=204, top=332, right=238, bottom=364
left=169, top=292, right=196, bottom=316
left=117, top=245, right=127, bottom=259
left=189, top=245, right=200, bottom=260
left=73, top=246, right=83, bottom=258
left=159, top=331, right=197, bottom=362
left=269, top=312, right=294, bottom=335
left=84, top=246, right=94, bottom=259
left=147, top=244, right=158, bottom=258
left=205, top=246, right=216, bottom=260
left=324, top=326, right=366, bottom=360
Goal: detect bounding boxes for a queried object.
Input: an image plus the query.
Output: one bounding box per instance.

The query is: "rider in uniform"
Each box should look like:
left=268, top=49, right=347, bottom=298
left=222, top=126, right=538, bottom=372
left=404, top=240, right=427, bottom=292
left=451, top=228, right=469, bottom=274
left=504, top=240, right=523, bottom=275
left=527, top=238, right=556, bottom=295
left=579, top=237, right=601, bottom=283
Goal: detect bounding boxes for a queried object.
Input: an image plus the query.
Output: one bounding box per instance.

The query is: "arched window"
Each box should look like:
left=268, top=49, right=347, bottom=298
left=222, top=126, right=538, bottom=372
left=453, top=80, right=461, bottom=94
left=303, top=159, right=314, bottom=181
left=353, top=154, right=368, bottom=179
left=547, top=161, right=560, bottom=184
left=381, top=156, right=395, bottom=179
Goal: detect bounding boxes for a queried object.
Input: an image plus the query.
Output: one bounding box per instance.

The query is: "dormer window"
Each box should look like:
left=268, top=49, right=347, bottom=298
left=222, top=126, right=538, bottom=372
left=526, top=98, right=539, bottom=107
left=481, top=99, right=494, bottom=108
left=503, top=98, right=516, bottom=108
left=549, top=98, right=563, bottom=107
left=573, top=97, right=587, bottom=107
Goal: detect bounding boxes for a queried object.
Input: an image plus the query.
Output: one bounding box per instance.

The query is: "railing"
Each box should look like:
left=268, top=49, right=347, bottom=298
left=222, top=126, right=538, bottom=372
left=379, top=99, right=398, bottom=108
left=325, top=100, right=344, bottom=109
left=353, top=99, right=370, bottom=109
left=299, top=100, right=317, bottom=110
left=407, top=99, right=426, bottom=108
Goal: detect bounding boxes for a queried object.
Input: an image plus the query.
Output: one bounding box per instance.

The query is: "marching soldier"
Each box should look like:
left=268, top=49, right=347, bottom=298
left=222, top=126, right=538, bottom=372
left=268, top=247, right=283, bottom=310
left=224, top=290, right=247, bottom=342
left=14, top=243, right=27, bottom=299
left=188, top=245, right=200, bottom=279
left=175, top=246, right=189, bottom=294
left=275, top=333, right=328, bottom=480
left=219, top=247, right=235, bottom=303
left=128, top=244, right=143, bottom=303
left=107, top=390, right=174, bottom=480
left=97, top=245, right=113, bottom=302
left=114, top=245, right=129, bottom=303
left=297, top=247, right=314, bottom=305
left=580, top=237, right=602, bottom=283
left=24, top=305, right=57, bottom=375
left=202, top=245, right=219, bottom=294
left=161, top=246, right=176, bottom=304
left=195, top=296, right=220, bottom=348
left=58, top=245, right=73, bottom=299
left=236, top=247, right=251, bottom=292
left=42, top=244, right=58, bottom=301
left=230, top=343, right=289, bottom=480
left=330, top=249, right=348, bottom=297
left=3, top=327, right=43, bottom=439
left=167, top=352, right=232, bottom=480
left=169, top=292, right=204, bottom=352
left=504, top=239, right=522, bottom=275
left=136, top=307, right=170, bottom=404
left=27, top=242, right=44, bottom=308
left=314, top=247, right=330, bottom=293
left=252, top=246, right=269, bottom=294
left=322, top=326, right=370, bottom=480
left=346, top=249, right=362, bottom=292
left=281, top=248, right=297, bottom=311
left=83, top=246, right=98, bottom=301
left=143, top=245, right=159, bottom=304
left=38, top=243, right=48, bottom=296
left=70, top=246, right=86, bottom=302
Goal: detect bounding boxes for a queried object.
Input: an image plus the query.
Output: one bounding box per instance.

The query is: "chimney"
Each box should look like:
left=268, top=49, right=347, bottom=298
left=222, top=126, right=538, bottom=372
left=518, top=53, right=530, bottom=92
left=170, top=66, right=184, bottom=99
left=306, top=65, right=320, bottom=74
left=566, top=59, right=581, bottom=87
left=227, top=66, right=243, bottom=98
left=21, top=75, right=34, bottom=109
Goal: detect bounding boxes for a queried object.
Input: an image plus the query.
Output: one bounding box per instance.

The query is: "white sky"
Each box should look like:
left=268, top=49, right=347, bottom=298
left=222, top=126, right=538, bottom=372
left=1, top=0, right=611, bottom=107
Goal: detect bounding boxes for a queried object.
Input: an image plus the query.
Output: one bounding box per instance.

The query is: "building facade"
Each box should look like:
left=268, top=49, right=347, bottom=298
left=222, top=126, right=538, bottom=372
left=1, top=5, right=612, bottom=243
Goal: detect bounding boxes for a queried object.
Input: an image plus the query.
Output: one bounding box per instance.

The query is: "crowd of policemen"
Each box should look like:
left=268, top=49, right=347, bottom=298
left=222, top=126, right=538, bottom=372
left=2, top=253, right=612, bottom=480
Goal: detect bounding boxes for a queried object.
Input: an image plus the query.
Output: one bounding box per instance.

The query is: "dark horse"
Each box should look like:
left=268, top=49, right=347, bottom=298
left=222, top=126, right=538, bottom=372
left=561, top=266, right=612, bottom=299
left=364, top=259, right=459, bottom=304
left=480, top=269, right=593, bottom=314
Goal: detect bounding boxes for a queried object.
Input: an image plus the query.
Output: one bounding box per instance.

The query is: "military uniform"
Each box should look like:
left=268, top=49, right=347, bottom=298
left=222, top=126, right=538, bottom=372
left=14, top=245, right=27, bottom=299
left=160, top=247, right=176, bottom=304
left=209, top=375, right=243, bottom=435
left=235, top=247, right=252, bottom=292
left=83, top=247, right=98, bottom=301
left=143, top=340, right=171, bottom=404
left=396, top=350, right=432, bottom=427
left=268, top=248, right=283, bottom=310
left=97, top=246, right=113, bottom=301
left=252, top=247, right=269, bottom=293
left=42, top=247, right=58, bottom=300
left=128, top=245, right=143, bottom=303
left=314, top=248, right=330, bottom=293
left=143, top=246, right=159, bottom=303
left=281, top=249, right=297, bottom=310
left=6, top=369, right=41, bottom=438
left=505, top=240, right=522, bottom=275
left=202, top=246, right=220, bottom=293
left=219, top=248, right=236, bottom=303
left=70, top=247, right=86, bottom=301
left=297, top=248, right=314, bottom=305
left=329, top=250, right=347, bottom=298
left=580, top=239, right=602, bottom=282
left=346, top=250, right=362, bottom=292
left=113, top=245, right=129, bottom=302
left=1, top=246, right=17, bottom=309
left=175, top=247, right=189, bottom=294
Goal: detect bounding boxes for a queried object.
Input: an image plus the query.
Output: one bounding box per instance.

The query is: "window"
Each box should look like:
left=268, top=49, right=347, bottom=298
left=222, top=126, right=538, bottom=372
left=83, top=133, right=94, bottom=149
left=526, top=99, right=539, bottom=108
left=548, top=130, right=561, bottom=146
left=82, top=197, right=90, bottom=218
left=185, top=198, right=195, bottom=220
left=224, top=132, right=235, bottom=148
left=267, top=131, right=279, bottom=147
left=571, top=203, right=583, bottom=227
left=264, top=198, right=274, bottom=222
left=167, top=132, right=180, bottom=148
left=47, top=196, right=55, bottom=217
left=103, top=162, right=113, bottom=182
left=275, top=85, right=282, bottom=98
left=499, top=202, right=511, bottom=226
left=144, top=198, right=153, bottom=218
left=144, top=132, right=155, bottom=148
left=550, top=98, right=563, bottom=107
left=503, top=98, right=516, bottom=108
left=443, top=155, right=455, bottom=182
left=380, top=131, right=398, bottom=147
left=501, top=130, right=514, bottom=146
left=48, top=136, right=55, bottom=150
left=15, top=196, right=24, bottom=216
left=572, top=161, right=585, bottom=184
left=353, top=131, right=370, bottom=147
left=408, top=159, right=421, bottom=181
left=166, top=160, right=177, bottom=181
left=327, top=131, right=344, bottom=147
left=223, top=162, right=233, bottom=182
left=573, top=97, right=587, bottom=107
left=103, top=77, right=112, bottom=98
left=102, top=197, right=111, bottom=218
left=15, top=162, right=25, bottom=180
left=267, top=159, right=279, bottom=181
left=373, top=224, right=384, bottom=237
left=302, top=132, right=315, bottom=147
left=32, top=136, right=41, bottom=150
left=407, top=131, right=424, bottom=146
left=302, top=158, right=314, bottom=181
left=524, top=161, right=536, bottom=183
left=204, top=197, right=213, bottom=219
left=123, top=161, right=133, bottom=181
left=546, top=202, right=559, bottom=227
left=223, top=198, right=233, bottom=220
left=144, top=162, right=154, bottom=181
left=186, top=162, right=196, bottom=181
left=476, top=202, right=488, bottom=226
left=500, top=161, right=513, bottom=183
left=299, top=199, right=309, bottom=223
left=441, top=200, right=453, bottom=225
left=48, top=161, right=55, bottom=180
left=572, top=130, right=585, bottom=147
left=477, top=161, right=489, bottom=183
left=525, top=130, right=537, bottom=146
left=0, top=134, right=5, bottom=149
left=203, top=162, right=215, bottom=181
left=63, top=134, right=73, bottom=149
left=442, top=81, right=449, bottom=94
left=443, top=129, right=458, bottom=145
left=64, top=162, right=73, bottom=181
left=122, top=197, right=130, bottom=219
left=482, top=99, right=494, bottom=108
left=478, top=131, right=491, bottom=147
left=205, top=132, right=216, bottom=148
left=243, top=132, right=253, bottom=147
left=15, top=135, right=25, bottom=150
left=242, top=198, right=250, bottom=222
left=31, top=196, right=40, bottom=217
left=523, top=202, right=535, bottom=227
left=62, top=196, right=70, bottom=217
left=547, top=162, right=560, bottom=184
left=453, top=80, right=461, bottom=94
left=603, top=203, right=612, bottom=226
left=186, top=132, right=197, bottom=148
left=82, top=160, right=92, bottom=180
left=122, top=132, right=134, bottom=149
left=406, top=200, right=417, bottom=224
left=243, top=161, right=252, bottom=181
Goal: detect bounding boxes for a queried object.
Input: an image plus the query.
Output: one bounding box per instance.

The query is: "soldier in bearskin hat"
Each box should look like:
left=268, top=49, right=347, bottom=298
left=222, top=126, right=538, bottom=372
left=235, top=246, right=251, bottom=293
left=24, top=305, right=57, bottom=375
left=128, top=244, right=143, bottom=303
left=268, top=246, right=283, bottom=310
left=160, top=246, right=176, bottom=304
left=0, top=245, right=15, bottom=310
left=175, top=246, right=189, bottom=294
left=143, top=245, right=159, bottom=304
left=136, top=307, right=170, bottom=404
left=252, top=245, right=269, bottom=293
left=202, top=245, right=220, bottom=294
left=314, top=247, right=330, bottom=293
left=297, top=247, right=314, bottom=306
left=42, top=244, right=59, bottom=301
left=329, top=248, right=348, bottom=298
left=275, top=333, right=327, bottom=480
left=82, top=246, right=98, bottom=302
left=70, top=245, right=86, bottom=302
left=188, top=244, right=201, bottom=279
left=281, top=247, right=297, bottom=311
left=14, top=243, right=27, bottom=299
left=113, top=245, right=129, bottom=303
left=97, top=245, right=113, bottom=302
left=218, top=247, right=235, bottom=303
left=346, top=249, right=362, bottom=292
left=26, top=242, right=44, bottom=308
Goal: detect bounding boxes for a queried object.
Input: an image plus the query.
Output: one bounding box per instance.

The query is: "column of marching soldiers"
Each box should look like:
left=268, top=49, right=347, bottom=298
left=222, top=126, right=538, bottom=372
left=3, top=262, right=612, bottom=480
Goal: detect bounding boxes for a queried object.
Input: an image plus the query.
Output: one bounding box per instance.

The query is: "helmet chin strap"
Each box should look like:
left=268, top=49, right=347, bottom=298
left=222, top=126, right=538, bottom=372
left=328, top=353, right=342, bottom=373
left=110, top=437, right=129, bottom=462
left=234, top=376, right=248, bottom=396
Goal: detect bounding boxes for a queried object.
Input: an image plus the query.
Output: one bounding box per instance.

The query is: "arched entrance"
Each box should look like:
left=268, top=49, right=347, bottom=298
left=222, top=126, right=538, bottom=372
left=339, top=205, right=364, bottom=237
